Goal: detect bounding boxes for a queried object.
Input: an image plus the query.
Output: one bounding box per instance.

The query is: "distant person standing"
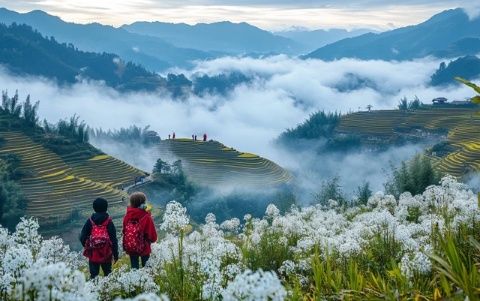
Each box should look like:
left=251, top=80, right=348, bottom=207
left=203, top=133, right=207, bottom=142
left=194, top=135, right=197, bottom=141
left=123, top=192, right=157, bottom=269
left=192, top=134, right=194, bottom=140
left=80, top=198, right=118, bottom=279
left=172, top=132, right=176, bottom=139
left=168, top=134, right=171, bottom=139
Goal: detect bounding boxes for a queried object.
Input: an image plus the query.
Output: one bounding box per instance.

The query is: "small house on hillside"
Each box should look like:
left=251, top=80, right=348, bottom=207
left=432, top=97, right=448, bottom=105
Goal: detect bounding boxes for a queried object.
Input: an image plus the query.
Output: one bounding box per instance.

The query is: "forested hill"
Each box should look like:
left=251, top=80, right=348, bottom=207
left=0, top=23, right=255, bottom=96
left=0, top=23, right=168, bottom=92
left=0, top=7, right=211, bottom=70
left=431, top=56, right=480, bottom=86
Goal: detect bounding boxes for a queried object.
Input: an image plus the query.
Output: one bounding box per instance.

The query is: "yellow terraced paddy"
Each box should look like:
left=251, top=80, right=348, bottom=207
left=337, top=106, right=480, bottom=176
left=157, top=139, right=291, bottom=187
left=0, top=130, right=147, bottom=224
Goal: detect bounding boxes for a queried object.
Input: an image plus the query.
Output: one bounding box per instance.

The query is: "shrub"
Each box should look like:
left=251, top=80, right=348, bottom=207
left=385, top=154, right=441, bottom=197
left=314, top=176, right=346, bottom=207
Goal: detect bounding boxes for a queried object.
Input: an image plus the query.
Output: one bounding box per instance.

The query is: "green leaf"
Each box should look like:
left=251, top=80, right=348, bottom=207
left=456, top=77, right=480, bottom=94
left=471, top=96, right=480, bottom=104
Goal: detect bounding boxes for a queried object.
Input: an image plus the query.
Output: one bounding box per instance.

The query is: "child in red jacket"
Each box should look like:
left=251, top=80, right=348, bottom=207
left=123, top=192, right=157, bottom=269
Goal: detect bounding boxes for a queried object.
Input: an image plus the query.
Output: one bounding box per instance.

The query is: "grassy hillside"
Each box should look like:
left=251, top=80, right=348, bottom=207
left=157, top=138, right=291, bottom=187
left=336, top=106, right=480, bottom=177
left=0, top=113, right=146, bottom=226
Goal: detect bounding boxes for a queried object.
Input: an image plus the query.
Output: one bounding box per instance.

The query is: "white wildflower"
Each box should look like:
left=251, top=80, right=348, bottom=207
left=266, top=204, right=280, bottom=217
left=220, top=218, right=241, bottom=233
left=114, top=293, right=170, bottom=301
left=160, top=201, right=190, bottom=233
left=222, top=269, right=286, bottom=301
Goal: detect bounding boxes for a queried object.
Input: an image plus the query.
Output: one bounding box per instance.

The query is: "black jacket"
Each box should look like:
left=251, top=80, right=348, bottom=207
left=79, top=212, right=119, bottom=261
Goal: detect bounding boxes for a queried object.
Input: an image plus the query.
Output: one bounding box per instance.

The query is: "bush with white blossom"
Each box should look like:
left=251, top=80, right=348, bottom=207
left=0, top=175, right=479, bottom=300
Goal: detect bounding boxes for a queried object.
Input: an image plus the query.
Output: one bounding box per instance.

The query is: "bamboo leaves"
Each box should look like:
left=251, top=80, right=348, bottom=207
left=455, top=77, right=480, bottom=104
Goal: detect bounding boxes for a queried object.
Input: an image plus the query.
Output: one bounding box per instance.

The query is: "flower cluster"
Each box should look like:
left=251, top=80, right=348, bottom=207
left=222, top=269, right=286, bottom=301
left=159, top=201, right=190, bottom=233
left=0, top=218, right=89, bottom=300
left=92, top=266, right=159, bottom=300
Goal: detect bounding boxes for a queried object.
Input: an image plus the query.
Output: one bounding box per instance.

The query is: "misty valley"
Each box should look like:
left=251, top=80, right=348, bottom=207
left=0, top=3, right=480, bottom=301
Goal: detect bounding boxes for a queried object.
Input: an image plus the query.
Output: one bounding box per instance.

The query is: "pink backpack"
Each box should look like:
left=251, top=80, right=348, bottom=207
left=123, top=216, right=147, bottom=255
left=84, top=218, right=112, bottom=263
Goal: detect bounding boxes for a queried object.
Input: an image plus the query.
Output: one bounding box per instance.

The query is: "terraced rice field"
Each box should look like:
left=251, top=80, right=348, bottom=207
left=157, top=138, right=291, bottom=187
left=337, top=106, right=480, bottom=176
left=0, top=130, right=146, bottom=224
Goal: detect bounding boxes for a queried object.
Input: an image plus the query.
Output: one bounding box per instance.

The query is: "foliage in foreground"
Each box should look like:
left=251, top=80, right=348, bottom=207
left=456, top=77, right=480, bottom=105
left=0, top=175, right=479, bottom=300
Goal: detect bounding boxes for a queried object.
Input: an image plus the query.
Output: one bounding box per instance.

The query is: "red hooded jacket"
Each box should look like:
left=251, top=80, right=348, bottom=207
left=123, top=207, right=158, bottom=256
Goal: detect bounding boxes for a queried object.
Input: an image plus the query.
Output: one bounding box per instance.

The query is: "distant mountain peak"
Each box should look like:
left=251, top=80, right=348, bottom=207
left=122, top=19, right=300, bottom=54
left=305, top=7, right=480, bottom=61
left=28, top=9, right=51, bottom=16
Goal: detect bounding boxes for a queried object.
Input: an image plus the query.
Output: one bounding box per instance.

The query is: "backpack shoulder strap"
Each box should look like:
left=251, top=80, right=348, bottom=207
left=101, top=217, right=112, bottom=226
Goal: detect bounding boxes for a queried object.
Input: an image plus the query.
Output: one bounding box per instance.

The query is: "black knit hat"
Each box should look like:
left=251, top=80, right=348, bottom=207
left=93, top=198, right=108, bottom=213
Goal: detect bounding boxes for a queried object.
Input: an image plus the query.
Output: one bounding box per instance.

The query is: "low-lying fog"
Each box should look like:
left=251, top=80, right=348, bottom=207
left=1, top=56, right=477, bottom=194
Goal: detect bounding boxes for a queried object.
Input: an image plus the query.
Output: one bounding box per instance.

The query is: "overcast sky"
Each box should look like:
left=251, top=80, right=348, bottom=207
left=0, top=0, right=477, bottom=30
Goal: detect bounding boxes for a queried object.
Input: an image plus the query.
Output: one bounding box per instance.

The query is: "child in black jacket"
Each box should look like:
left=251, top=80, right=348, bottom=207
left=79, top=198, right=119, bottom=279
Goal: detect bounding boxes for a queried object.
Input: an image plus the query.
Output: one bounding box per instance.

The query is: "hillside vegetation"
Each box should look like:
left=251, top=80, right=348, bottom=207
left=0, top=93, right=146, bottom=226
left=158, top=138, right=291, bottom=187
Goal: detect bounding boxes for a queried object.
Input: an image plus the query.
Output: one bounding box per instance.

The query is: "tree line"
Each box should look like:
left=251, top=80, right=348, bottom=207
left=91, top=125, right=160, bottom=146
left=1, top=90, right=90, bottom=143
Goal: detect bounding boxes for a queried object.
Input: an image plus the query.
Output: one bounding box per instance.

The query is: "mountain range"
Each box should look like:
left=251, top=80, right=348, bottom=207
left=0, top=8, right=210, bottom=70
left=122, top=21, right=300, bottom=54
left=1, top=6, right=479, bottom=90
left=276, top=28, right=373, bottom=52
left=306, top=8, right=480, bottom=61
left=0, top=7, right=377, bottom=70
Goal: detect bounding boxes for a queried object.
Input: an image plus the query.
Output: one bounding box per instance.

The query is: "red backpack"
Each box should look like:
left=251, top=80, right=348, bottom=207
left=83, top=218, right=112, bottom=263
left=123, top=216, right=147, bottom=255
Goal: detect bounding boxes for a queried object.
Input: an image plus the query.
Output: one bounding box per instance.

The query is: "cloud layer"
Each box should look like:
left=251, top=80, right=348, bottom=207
left=1, top=56, right=476, bottom=163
